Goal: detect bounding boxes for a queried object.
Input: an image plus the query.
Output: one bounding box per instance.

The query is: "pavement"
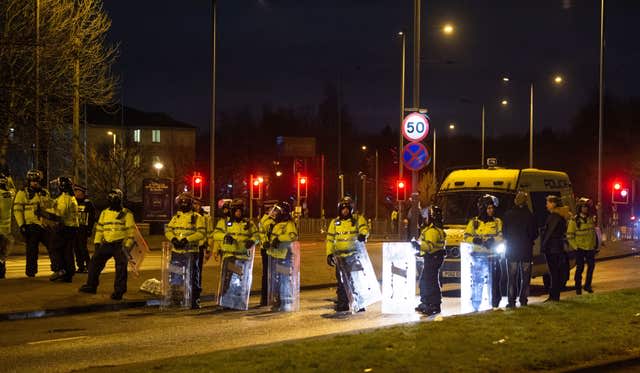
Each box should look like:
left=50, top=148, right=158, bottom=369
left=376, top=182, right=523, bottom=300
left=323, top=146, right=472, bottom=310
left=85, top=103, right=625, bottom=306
left=1, top=236, right=638, bottom=321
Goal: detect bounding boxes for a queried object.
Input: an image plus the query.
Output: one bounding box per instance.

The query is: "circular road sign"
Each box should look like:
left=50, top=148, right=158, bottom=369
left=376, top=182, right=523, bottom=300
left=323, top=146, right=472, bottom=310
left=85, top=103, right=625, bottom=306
left=402, top=142, right=431, bottom=171
left=402, top=112, right=430, bottom=142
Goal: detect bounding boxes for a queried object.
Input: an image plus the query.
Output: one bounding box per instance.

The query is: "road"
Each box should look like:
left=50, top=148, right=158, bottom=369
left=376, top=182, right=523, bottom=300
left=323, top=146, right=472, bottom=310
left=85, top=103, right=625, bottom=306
left=0, top=254, right=638, bottom=373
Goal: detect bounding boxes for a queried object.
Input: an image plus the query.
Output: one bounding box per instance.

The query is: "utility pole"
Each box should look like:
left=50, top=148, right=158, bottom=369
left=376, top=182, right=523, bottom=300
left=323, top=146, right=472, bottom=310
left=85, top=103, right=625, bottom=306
left=35, top=0, right=40, bottom=169
left=597, top=0, right=605, bottom=229
left=410, top=0, right=421, bottom=239
left=73, top=55, right=81, bottom=182
left=210, top=0, right=217, bottom=210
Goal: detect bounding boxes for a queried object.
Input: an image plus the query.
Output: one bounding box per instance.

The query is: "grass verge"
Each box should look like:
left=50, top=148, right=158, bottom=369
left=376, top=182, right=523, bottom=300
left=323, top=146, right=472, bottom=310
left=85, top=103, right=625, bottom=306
left=86, top=288, right=640, bottom=373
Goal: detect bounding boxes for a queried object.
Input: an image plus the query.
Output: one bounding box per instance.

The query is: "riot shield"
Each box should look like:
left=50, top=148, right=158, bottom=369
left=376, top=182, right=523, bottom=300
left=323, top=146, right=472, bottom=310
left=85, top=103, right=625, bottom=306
left=460, top=243, right=494, bottom=313
left=336, top=241, right=382, bottom=312
left=217, top=246, right=255, bottom=310
left=160, top=242, right=193, bottom=310
left=266, top=241, right=301, bottom=312
left=381, top=242, right=417, bottom=314
left=126, top=224, right=151, bottom=276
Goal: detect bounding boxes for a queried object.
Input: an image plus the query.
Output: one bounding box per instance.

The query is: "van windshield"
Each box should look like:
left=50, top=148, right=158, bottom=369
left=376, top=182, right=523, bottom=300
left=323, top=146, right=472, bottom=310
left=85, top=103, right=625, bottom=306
left=435, top=191, right=515, bottom=226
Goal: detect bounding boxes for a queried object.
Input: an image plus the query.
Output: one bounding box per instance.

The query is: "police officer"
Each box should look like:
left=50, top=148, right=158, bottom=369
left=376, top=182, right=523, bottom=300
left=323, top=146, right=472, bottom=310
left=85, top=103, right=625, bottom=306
left=258, top=205, right=277, bottom=306
left=79, top=189, right=135, bottom=300
left=0, top=173, right=16, bottom=279
left=567, top=197, right=598, bottom=294
left=13, top=169, right=53, bottom=277
left=325, top=196, right=369, bottom=313
left=413, top=205, right=446, bottom=316
left=73, top=185, right=96, bottom=273
left=46, top=177, right=79, bottom=282
left=214, top=199, right=259, bottom=260
left=265, top=202, right=299, bottom=311
left=463, top=194, right=504, bottom=311
left=192, top=198, right=212, bottom=297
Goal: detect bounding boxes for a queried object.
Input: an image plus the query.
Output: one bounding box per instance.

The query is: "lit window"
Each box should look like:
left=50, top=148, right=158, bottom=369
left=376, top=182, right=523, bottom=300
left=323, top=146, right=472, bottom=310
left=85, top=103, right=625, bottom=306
left=133, top=129, right=141, bottom=143
left=134, top=155, right=141, bottom=167
left=152, top=130, right=160, bottom=143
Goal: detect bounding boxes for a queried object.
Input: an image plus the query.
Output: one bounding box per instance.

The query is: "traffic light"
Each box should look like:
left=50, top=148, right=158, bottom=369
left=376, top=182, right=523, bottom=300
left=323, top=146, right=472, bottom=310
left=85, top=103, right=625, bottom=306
left=297, top=174, right=308, bottom=199
left=192, top=172, right=203, bottom=199
left=612, top=181, right=629, bottom=204
left=396, top=180, right=406, bottom=201
left=251, top=175, right=263, bottom=200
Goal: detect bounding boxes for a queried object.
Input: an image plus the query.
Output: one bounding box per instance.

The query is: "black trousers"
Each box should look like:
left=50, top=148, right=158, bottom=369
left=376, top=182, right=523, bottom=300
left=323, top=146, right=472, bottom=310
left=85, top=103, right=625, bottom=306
left=574, top=249, right=596, bottom=290
left=24, top=224, right=51, bottom=276
left=545, top=252, right=566, bottom=301
left=335, top=264, right=349, bottom=308
left=50, top=227, right=77, bottom=280
left=86, top=241, right=128, bottom=295
left=507, top=260, right=532, bottom=305
left=74, top=227, right=91, bottom=270
left=260, top=248, right=269, bottom=306
left=0, top=234, right=8, bottom=278
left=419, top=251, right=445, bottom=306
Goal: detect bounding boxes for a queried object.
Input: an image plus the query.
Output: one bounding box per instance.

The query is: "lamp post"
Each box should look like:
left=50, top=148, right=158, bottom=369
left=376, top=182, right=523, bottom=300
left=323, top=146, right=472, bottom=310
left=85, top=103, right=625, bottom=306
left=597, top=0, right=605, bottom=228
left=107, top=131, right=116, bottom=154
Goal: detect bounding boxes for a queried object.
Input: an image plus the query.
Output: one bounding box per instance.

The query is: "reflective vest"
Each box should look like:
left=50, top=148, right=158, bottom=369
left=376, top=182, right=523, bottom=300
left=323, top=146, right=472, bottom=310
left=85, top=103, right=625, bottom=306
left=325, top=214, right=369, bottom=257
left=165, top=211, right=206, bottom=253
left=49, top=193, right=79, bottom=228
left=567, top=215, right=597, bottom=250
left=463, top=217, right=503, bottom=254
left=94, top=208, right=135, bottom=248
left=259, top=214, right=276, bottom=245
left=266, top=220, right=299, bottom=259
left=0, top=188, right=15, bottom=235
left=14, top=187, right=51, bottom=227
left=418, top=223, right=446, bottom=255
left=212, top=218, right=259, bottom=259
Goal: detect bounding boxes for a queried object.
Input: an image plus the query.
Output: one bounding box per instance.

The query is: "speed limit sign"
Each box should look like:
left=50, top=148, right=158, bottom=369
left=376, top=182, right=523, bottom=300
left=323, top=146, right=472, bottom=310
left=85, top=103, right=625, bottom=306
left=402, top=112, right=430, bottom=142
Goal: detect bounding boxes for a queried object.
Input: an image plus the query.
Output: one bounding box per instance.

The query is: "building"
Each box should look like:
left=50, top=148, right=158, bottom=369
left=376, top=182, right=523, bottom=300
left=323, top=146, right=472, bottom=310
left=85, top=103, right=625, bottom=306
left=86, top=106, right=196, bottom=204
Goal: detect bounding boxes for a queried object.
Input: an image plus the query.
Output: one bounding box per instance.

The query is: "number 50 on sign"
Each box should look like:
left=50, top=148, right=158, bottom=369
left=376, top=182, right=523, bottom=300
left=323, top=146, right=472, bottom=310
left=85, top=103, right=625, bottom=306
left=402, top=112, right=430, bottom=142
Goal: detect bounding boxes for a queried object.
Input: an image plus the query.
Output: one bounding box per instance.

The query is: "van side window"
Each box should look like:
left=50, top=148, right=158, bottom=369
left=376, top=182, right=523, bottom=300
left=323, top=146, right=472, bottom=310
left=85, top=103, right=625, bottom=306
left=530, top=191, right=561, bottom=230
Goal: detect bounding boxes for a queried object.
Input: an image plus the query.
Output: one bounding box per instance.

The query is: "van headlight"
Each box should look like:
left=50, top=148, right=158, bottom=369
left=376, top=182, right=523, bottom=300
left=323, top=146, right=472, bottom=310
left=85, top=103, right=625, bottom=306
left=460, top=242, right=473, bottom=254
left=495, top=243, right=506, bottom=254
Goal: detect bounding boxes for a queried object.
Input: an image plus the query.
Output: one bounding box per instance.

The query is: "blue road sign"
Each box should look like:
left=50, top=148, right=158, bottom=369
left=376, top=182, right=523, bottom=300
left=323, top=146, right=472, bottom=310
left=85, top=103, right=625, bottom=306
left=402, top=142, right=431, bottom=171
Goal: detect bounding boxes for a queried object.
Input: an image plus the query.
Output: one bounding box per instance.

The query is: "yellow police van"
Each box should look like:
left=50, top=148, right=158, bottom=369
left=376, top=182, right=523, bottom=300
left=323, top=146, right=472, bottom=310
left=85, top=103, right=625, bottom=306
left=434, top=165, right=575, bottom=288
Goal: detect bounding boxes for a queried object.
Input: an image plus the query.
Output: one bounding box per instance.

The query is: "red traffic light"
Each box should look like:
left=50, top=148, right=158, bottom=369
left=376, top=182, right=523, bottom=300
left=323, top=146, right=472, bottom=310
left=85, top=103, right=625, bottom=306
left=192, top=172, right=204, bottom=199
left=614, top=182, right=622, bottom=190
left=396, top=179, right=407, bottom=201
left=194, top=176, right=202, bottom=184
left=299, top=177, right=307, bottom=185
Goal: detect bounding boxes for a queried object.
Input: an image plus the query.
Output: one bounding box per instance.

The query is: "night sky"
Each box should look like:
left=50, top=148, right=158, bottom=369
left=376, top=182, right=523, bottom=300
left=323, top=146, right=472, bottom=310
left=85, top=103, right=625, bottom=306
left=102, top=0, right=640, bottom=139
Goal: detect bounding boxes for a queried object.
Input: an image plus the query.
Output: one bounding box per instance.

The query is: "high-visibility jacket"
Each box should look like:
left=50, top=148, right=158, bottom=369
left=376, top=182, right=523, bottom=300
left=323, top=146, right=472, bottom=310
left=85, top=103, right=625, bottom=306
left=195, top=211, right=212, bottom=249
left=0, top=188, right=15, bottom=235
left=566, top=215, right=597, bottom=250
left=212, top=218, right=259, bottom=259
left=165, top=211, right=206, bottom=253
left=266, top=220, right=299, bottom=259
left=259, top=214, right=276, bottom=245
left=325, top=214, right=369, bottom=257
left=463, top=216, right=503, bottom=254
left=94, top=208, right=135, bottom=249
left=417, top=223, right=446, bottom=256
left=14, top=187, right=51, bottom=227
left=49, top=193, right=79, bottom=228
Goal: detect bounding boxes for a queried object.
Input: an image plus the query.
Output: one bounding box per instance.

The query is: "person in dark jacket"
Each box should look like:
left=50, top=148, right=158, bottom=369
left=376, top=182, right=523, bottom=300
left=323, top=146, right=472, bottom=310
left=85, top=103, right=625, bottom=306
left=540, top=195, right=571, bottom=302
left=502, top=191, right=538, bottom=308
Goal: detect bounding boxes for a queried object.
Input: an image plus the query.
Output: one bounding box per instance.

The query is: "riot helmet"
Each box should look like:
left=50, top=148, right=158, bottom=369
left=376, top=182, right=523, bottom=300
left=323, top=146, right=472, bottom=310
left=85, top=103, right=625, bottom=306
left=26, top=169, right=43, bottom=189
left=57, top=176, right=74, bottom=195
left=176, top=192, right=194, bottom=213
left=230, top=198, right=245, bottom=221
left=576, top=197, right=593, bottom=216
left=338, top=196, right=354, bottom=219
left=477, top=194, right=498, bottom=221
left=107, top=189, right=124, bottom=210
left=218, top=199, right=232, bottom=218
left=427, top=205, right=444, bottom=228
left=272, top=201, right=292, bottom=223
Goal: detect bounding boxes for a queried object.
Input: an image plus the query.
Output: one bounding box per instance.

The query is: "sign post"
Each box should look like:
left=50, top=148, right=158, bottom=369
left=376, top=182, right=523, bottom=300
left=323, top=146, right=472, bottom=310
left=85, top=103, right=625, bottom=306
left=401, top=112, right=430, bottom=239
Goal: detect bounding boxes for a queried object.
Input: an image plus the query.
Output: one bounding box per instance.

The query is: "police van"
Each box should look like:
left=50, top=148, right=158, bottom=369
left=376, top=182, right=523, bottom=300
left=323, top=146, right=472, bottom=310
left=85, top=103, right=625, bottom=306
left=434, top=164, right=576, bottom=287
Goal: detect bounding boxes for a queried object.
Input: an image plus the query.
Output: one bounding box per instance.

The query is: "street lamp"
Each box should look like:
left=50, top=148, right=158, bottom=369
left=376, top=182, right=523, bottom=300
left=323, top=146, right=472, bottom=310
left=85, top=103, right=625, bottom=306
left=442, top=23, right=454, bottom=35
left=153, top=161, right=164, bottom=177
left=106, top=131, right=116, bottom=155
left=448, top=123, right=456, bottom=130
left=500, top=99, right=509, bottom=106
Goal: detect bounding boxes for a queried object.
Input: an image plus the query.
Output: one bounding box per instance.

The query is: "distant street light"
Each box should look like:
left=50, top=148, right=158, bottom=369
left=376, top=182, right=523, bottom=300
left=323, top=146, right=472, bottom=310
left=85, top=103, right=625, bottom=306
left=502, top=77, right=510, bottom=82
left=361, top=145, right=367, bottom=151
left=275, top=170, right=282, bottom=177
left=442, top=23, right=454, bottom=35
left=501, top=99, right=509, bottom=106
left=448, top=123, right=456, bottom=130
left=554, top=75, right=564, bottom=84
left=106, top=131, right=116, bottom=153
left=153, top=161, right=164, bottom=177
